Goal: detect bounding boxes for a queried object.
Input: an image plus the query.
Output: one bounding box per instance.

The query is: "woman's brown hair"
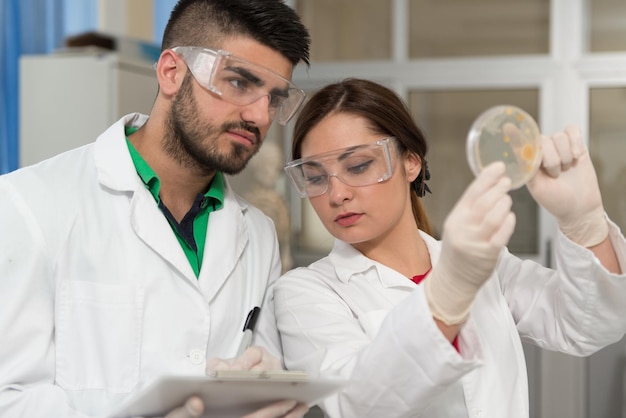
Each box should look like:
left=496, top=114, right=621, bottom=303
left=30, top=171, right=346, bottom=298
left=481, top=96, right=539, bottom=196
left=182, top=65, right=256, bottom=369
left=291, top=78, right=433, bottom=235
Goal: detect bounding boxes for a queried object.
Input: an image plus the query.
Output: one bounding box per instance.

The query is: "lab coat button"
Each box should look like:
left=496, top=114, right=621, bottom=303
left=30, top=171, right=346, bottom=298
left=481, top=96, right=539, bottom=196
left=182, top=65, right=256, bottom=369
left=189, top=349, right=205, bottom=365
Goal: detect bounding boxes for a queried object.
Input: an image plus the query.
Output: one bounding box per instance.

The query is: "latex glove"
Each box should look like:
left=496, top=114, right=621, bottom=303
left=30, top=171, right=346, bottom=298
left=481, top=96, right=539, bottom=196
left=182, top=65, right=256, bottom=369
left=424, top=162, right=516, bottom=325
left=206, top=346, right=282, bottom=374
left=527, top=125, right=608, bottom=247
left=206, top=347, right=308, bottom=418
left=161, top=396, right=308, bottom=418
left=163, top=396, right=204, bottom=418
left=242, top=400, right=309, bottom=418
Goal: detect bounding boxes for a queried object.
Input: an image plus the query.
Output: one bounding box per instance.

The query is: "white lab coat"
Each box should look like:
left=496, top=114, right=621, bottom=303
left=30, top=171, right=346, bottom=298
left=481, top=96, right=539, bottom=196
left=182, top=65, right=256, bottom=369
left=0, top=114, right=282, bottom=418
left=266, top=227, right=626, bottom=418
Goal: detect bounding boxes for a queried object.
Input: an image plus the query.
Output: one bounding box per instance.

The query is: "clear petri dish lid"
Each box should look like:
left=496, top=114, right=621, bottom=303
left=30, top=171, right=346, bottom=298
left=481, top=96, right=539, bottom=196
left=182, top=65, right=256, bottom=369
left=467, top=105, right=542, bottom=190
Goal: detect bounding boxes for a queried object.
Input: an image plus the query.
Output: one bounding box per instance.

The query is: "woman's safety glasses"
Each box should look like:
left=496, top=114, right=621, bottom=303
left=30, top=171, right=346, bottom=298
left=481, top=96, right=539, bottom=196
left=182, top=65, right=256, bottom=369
left=172, top=46, right=306, bottom=125
left=284, top=137, right=397, bottom=198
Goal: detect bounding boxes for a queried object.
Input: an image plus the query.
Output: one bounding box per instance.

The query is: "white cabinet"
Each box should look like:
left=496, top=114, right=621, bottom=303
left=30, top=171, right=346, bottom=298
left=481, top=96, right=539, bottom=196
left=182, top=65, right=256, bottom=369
left=19, top=50, right=156, bottom=167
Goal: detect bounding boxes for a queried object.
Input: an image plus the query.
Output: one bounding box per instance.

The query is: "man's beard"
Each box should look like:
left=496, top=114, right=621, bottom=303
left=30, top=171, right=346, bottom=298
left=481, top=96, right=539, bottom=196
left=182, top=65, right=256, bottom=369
left=163, top=75, right=262, bottom=176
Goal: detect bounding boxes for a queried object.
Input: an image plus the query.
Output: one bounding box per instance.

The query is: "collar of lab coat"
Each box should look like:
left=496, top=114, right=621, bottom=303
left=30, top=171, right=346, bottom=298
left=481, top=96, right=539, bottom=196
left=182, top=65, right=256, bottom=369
left=94, top=113, right=149, bottom=192
left=92, top=113, right=248, bottom=209
left=91, top=113, right=251, bottom=287
left=327, top=231, right=442, bottom=288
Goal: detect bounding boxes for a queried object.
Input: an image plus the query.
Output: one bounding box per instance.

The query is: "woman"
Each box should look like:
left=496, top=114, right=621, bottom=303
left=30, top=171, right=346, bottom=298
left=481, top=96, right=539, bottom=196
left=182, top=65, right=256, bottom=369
left=270, top=79, right=626, bottom=417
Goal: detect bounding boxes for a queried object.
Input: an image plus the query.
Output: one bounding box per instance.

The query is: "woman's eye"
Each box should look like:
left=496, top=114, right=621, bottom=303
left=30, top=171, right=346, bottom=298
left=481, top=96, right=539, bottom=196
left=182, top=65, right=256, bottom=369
left=347, top=160, right=373, bottom=175
left=305, top=174, right=327, bottom=186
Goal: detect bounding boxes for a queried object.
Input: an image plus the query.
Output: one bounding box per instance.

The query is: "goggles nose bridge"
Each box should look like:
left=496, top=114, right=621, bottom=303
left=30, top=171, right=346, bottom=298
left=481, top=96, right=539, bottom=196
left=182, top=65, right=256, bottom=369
left=325, top=173, right=350, bottom=194
left=311, top=173, right=352, bottom=198
left=243, top=94, right=277, bottom=125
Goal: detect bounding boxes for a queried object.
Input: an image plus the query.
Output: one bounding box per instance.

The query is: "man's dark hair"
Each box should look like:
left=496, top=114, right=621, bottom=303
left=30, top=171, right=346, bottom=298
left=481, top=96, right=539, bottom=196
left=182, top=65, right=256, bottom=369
left=161, top=0, right=310, bottom=67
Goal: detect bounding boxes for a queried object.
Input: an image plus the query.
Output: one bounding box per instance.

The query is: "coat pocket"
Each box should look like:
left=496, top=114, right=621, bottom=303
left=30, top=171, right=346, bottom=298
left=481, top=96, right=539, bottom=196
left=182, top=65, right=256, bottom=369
left=56, top=280, right=143, bottom=393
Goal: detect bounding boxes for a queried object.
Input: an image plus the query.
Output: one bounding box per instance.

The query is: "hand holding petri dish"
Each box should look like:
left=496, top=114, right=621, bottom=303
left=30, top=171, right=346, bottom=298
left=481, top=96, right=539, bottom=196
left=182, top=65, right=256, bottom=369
left=466, top=105, right=542, bottom=190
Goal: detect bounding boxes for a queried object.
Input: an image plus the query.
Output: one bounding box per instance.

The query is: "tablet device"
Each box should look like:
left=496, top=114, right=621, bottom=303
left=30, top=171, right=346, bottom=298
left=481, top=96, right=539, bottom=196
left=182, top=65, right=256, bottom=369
left=108, top=372, right=348, bottom=418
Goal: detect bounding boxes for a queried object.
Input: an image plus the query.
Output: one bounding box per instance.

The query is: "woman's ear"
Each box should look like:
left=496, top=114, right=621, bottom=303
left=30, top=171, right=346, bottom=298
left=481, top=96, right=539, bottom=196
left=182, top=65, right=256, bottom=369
left=155, top=49, right=185, bottom=96
left=404, top=151, right=422, bottom=183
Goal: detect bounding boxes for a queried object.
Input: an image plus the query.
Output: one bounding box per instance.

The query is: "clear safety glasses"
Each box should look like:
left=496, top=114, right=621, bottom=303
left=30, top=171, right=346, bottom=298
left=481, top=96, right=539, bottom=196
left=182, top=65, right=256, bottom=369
left=171, top=46, right=306, bottom=125
left=284, top=137, right=397, bottom=198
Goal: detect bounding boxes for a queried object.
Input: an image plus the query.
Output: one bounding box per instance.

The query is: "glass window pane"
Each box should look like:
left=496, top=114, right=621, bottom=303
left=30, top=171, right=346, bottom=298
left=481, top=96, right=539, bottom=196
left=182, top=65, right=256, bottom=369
left=409, top=89, right=540, bottom=254
left=589, top=0, right=626, bottom=52
left=587, top=85, right=626, bottom=418
left=127, top=0, right=153, bottom=41
left=296, top=0, right=391, bottom=62
left=408, top=0, right=550, bottom=58
left=589, top=87, right=626, bottom=232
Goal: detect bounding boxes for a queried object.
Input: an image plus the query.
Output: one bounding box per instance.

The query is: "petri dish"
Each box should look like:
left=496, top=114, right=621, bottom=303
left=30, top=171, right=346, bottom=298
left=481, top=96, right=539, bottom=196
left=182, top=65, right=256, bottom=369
left=466, top=105, right=542, bottom=190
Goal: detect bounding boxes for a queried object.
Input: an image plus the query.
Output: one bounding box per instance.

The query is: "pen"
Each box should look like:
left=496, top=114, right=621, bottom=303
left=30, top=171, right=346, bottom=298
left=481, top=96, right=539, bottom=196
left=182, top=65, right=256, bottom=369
left=236, top=306, right=260, bottom=357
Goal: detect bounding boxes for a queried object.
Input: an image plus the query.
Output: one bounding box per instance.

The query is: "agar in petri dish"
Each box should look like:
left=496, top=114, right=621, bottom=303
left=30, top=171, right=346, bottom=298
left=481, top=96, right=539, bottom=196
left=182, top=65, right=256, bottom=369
left=466, top=105, right=542, bottom=190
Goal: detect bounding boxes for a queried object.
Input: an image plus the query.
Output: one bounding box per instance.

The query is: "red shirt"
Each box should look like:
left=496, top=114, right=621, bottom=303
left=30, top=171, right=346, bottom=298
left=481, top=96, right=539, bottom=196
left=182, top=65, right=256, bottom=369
left=411, top=269, right=460, bottom=352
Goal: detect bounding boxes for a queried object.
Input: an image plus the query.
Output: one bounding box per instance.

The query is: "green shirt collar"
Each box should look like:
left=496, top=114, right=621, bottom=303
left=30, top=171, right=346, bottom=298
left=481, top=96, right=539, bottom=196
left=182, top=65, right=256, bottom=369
left=124, top=126, right=225, bottom=208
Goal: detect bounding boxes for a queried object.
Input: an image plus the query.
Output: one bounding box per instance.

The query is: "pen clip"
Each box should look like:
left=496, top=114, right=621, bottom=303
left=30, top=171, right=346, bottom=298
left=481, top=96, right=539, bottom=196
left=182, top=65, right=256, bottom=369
left=242, top=306, right=260, bottom=332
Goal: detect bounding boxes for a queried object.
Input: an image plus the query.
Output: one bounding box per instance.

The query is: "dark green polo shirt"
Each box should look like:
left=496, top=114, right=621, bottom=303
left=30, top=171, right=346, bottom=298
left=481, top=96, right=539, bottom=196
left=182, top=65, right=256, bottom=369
left=125, top=127, right=224, bottom=277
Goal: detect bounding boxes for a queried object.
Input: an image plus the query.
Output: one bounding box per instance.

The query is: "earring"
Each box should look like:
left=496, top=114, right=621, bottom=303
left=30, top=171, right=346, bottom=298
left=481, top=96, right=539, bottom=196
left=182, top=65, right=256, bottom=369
left=412, top=160, right=432, bottom=197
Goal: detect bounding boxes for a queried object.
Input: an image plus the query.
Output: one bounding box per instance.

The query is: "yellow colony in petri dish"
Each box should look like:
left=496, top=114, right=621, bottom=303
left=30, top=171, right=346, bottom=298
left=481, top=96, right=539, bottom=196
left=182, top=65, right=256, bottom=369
left=466, top=105, right=542, bottom=190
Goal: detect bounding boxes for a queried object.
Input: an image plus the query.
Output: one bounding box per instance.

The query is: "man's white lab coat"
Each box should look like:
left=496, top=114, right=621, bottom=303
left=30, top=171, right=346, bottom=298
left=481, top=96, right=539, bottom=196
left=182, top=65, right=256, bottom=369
left=268, top=229, right=626, bottom=418
left=0, top=114, right=282, bottom=417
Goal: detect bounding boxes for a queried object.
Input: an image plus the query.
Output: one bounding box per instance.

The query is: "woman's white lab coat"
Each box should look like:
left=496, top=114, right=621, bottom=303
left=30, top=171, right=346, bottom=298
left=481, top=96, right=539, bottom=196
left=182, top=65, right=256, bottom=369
left=0, top=114, right=282, bottom=417
left=270, top=228, right=626, bottom=418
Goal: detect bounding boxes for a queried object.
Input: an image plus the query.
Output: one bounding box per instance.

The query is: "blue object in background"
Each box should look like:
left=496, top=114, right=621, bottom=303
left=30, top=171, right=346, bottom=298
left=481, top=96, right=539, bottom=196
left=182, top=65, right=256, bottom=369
left=0, top=0, right=96, bottom=174
left=0, top=0, right=22, bottom=174
left=153, top=0, right=178, bottom=45
left=64, top=0, right=98, bottom=39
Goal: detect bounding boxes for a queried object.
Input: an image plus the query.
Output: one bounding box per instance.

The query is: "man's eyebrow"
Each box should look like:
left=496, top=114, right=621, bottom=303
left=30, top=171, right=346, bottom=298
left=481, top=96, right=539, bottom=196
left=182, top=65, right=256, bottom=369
left=225, top=64, right=290, bottom=97
left=225, top=65, right=264, bottom=87
left=270, top=87, right=289, bottom=98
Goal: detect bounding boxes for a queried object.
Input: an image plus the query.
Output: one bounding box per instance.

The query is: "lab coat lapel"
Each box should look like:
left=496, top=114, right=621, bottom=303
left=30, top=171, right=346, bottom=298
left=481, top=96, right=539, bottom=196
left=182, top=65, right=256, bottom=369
left=94, top=114, right=247, bottom=286
left=198, top=188, right=247, bottom=302
left=131, top=189, right=197, bottom=281
left=94, top=114, right=198, bottom=283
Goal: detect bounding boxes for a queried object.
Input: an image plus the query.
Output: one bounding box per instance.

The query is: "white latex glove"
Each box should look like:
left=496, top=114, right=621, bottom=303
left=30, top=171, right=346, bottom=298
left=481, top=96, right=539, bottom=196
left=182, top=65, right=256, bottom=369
left=424, top=162, right=516, bottom=325
left=163, top=396, right=204, bottom=418
left=206, top=347, right=308, bottom=418
left=160, top=396, right=308, bottom=418
left=206, top=346, right=282, bottom=374
left=527, top=125, right=608, bottom=247
left=242, top=400, right=309, bottom=418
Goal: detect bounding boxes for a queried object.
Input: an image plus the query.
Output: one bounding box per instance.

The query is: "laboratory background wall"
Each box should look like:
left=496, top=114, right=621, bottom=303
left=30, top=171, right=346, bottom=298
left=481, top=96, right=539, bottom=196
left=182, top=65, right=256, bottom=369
left=17, top=1, right=626, bottom=417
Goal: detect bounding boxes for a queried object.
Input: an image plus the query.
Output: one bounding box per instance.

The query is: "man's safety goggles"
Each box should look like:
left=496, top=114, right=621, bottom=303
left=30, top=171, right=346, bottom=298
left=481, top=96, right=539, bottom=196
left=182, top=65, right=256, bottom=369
left=284, top=137, right=397, bottom=198
left=172, top=46, right=306, bottom=125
